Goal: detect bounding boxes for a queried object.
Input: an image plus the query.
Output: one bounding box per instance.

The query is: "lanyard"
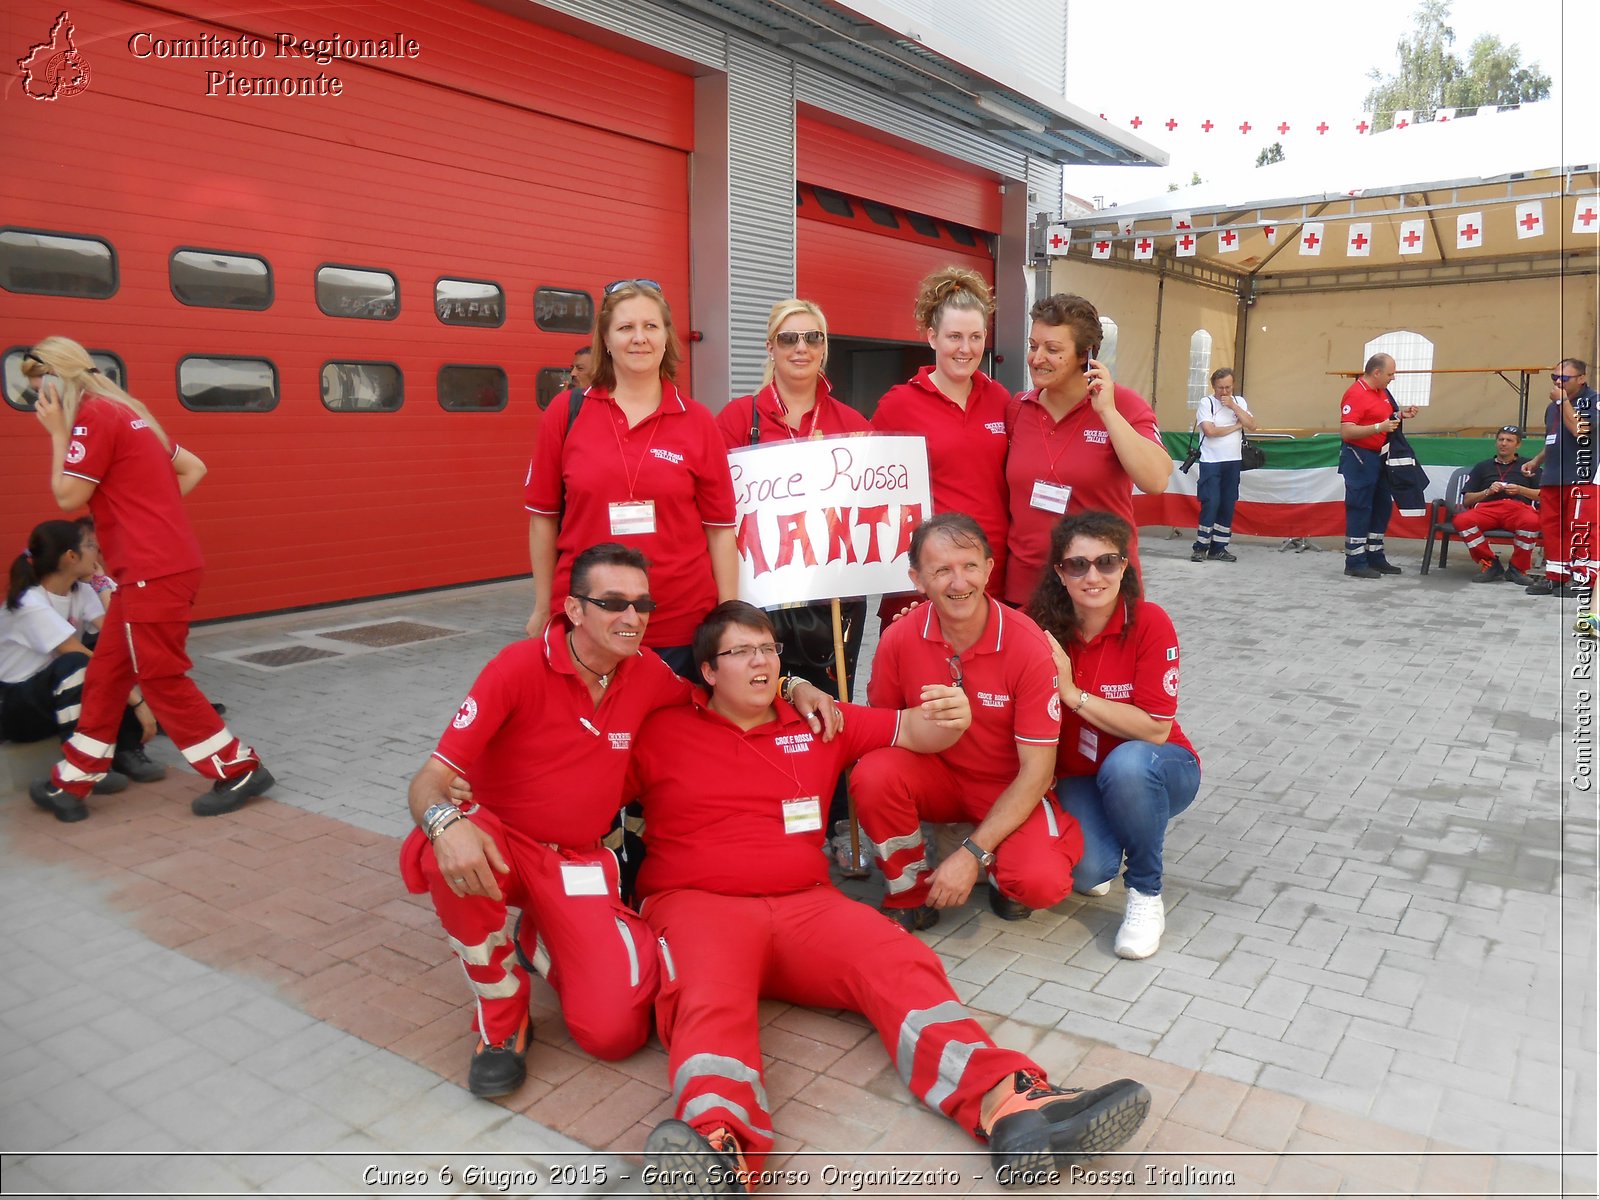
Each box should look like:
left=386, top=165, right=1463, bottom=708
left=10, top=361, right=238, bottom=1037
left=1034, top=402, right=1074, bottom=483
left=607, top=397, right=664, bottom=501
left=727, top=719, right=809, bottom=799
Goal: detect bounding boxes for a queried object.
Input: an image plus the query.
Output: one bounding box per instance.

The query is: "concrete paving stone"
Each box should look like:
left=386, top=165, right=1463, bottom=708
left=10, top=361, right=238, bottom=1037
left=1216, top=1028, right=1331, bottom=1078
left=1179, top=997, right=1288, bottom=1041
left=1278, top=1005, right=1351, bottom=1055
left=1090, top=958, right=1161, bottom=1003
left=1049, top=1011, right=1157, bottom=1056
left=1148, top=970, right=1253, bottom=1009
left=1389, top=1048, right=1513, bottom=1101
left=1031, top=983, right=1129, bottom=1024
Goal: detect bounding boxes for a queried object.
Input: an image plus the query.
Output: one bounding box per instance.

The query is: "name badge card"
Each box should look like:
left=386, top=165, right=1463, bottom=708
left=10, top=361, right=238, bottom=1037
left=782, top=796, right=823, bottom=834
left=1077, top=726, right=1099, bottom=763
left=560, top=862, right=609, bottom=896
left=609, top=500, right=657, bottom=536
left=1030, top=480, right=1071, bottom=514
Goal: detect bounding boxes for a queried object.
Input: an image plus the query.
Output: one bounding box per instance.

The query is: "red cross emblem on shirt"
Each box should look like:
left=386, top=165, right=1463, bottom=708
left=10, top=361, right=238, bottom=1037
left=1520, top=211, right=1541, bottom=232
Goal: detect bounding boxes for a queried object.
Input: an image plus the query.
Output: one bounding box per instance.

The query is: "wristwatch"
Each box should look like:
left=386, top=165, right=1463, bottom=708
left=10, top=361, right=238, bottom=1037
left=960, top=837, right=995, bottom=869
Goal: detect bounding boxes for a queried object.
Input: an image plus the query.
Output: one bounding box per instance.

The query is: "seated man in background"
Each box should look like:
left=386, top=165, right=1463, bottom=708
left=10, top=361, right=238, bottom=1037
left=852, top=513, right=1080, bottom=930
left=1453, top=425, right=1541, bottom=585
left=631, top=601, right=1148, bottom=1194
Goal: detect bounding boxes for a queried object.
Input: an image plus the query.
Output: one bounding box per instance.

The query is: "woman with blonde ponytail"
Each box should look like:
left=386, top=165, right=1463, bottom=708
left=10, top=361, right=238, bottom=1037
left=870, top=266, right=1013, bottom=628
left=21, top=336, right=274, bottom=823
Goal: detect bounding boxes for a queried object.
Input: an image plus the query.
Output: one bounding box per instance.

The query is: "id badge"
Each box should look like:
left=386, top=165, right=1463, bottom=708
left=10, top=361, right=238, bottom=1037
left=1077, top=726, right=1099, bottom=762
left=609, top=500, right=657, bottom=536
left=782, top=796, right=823, bottom=834
left=1030, top=480, right=1071, bottom=514
left=560, top=862, right=609, bottom=896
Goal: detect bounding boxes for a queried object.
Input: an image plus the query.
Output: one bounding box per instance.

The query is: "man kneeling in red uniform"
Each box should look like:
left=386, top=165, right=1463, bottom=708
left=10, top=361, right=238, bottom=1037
left=631, top=601, right=1148, bottom=1194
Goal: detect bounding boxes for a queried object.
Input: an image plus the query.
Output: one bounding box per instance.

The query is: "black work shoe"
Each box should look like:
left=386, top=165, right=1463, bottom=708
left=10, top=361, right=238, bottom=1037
left=1207, top=550, right=1238, bottom=562
left=1470, top=561, right=1506, bottom=583
left=881, top=904, right=940, bottom=932
left=985, top=1071, right=1150, bottom=1182
left=30, top=779, right=88, bottom=823
left=113, top=746, right=168, bottom=783
left=1344, top=566, right=1381, bottom=579
left=91, top=770, right=129, bottom=795
left=467, top=1018, right=529, bottom=1098
left=988, top=884, right=1033, bottom=922
left=1369, top=560, right=1403, bottom=575
left=643, top=1119, right=750, bottom=1196
left=192, top=765, right=276, bottom=816
left=1525, top=578, right=1557, bottom=595
left=1189, top=550, right=1206, bottom=562
left=1505, top=567, right=1534, bottom=586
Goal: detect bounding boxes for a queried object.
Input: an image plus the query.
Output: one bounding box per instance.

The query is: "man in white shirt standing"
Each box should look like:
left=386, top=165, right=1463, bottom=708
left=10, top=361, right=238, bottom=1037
left=1191, top=368, right=1259, bottom=563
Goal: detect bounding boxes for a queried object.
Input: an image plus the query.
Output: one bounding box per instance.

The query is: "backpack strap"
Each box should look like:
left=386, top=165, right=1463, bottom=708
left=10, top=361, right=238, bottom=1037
left=748, top=393, right=762, bottom=447
left=557, top=387, right=586, bottom=520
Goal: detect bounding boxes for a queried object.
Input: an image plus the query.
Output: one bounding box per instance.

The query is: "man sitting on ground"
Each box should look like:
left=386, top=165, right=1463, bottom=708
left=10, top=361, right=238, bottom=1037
left=1453, top=425, right=1540, bottom=585
left=398, top=544, right=838, bottom=1098
left=852, top=513, right=1080, bottom=930
left=631, top=601, right=1149, bottom=1194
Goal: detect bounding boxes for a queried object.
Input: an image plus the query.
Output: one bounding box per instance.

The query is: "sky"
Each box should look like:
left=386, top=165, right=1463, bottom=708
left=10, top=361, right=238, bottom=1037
left=1058, top=0, right=1595, bottom=208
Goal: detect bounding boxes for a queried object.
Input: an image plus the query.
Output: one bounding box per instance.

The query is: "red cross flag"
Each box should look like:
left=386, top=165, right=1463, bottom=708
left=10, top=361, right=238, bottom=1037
left=1346, top=222, right=1373, bottom=257
left=1091, top=232, right=1113, bottom=260
left=1299, top=222, right=1325, bottom=256
left=1216, top=228, right=1241, bottom=255
left=1133, top=235, right=1155, bottom=261
left=1393, top=109, right=1414, bottom=130
left=1434, top=107, right=1456, bottom=123
left=1574, top=202, right=1598, bottom=235
left=1456, top=211, right=1484, bottom=250
left=1118, top=218, right=1136, bottom=236
left=1045, top=224, right=1072, bottom=257
left=1263, top=224, right=1278, bottom=246
left=1172, top=212, right=1193, bottom=232
left=1398, top=219, right=1426, bottom=255
left=1175, top=231, right=1198, bottom=258
left=1515, top=201, right=1544, bottom=240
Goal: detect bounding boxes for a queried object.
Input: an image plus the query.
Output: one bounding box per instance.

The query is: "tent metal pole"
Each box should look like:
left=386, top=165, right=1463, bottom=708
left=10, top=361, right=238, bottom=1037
left=1152, top=266, right=1166, bottom=408
left=1234, top=277, right=1254, bottom=393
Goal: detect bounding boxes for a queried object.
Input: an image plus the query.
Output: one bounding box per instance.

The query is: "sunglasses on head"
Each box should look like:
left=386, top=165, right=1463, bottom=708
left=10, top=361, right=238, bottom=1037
left=774, top=330, right=825, bottom=347
left=1058, top=553, right=1127, bottom=577
left=574, top=593, right=658, bottom=614
left=1498, top=426, right=1523, bottom=436
left=605, top=278, right=662, bottom=296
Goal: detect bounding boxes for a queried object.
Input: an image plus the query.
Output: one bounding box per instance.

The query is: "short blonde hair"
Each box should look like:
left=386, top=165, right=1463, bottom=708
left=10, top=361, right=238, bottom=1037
left=590, top=283, right=681, bottom=390
left=762, top=298, right=829, bottom=388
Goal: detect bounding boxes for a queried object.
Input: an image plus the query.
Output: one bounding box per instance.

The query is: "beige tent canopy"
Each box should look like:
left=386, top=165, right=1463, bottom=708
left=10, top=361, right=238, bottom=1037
left=1051, top=101, right=1599, bottom=432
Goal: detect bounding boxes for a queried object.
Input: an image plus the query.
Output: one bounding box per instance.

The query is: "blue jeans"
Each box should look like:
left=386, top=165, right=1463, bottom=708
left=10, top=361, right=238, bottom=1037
left=1057, top=741, right=1200, bottom=895
left=1193, top=460, right=1241, bottom=554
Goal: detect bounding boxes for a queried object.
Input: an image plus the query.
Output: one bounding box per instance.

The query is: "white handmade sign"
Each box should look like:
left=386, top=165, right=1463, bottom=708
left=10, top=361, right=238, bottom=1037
left=729, top=434, right=932, bottom=609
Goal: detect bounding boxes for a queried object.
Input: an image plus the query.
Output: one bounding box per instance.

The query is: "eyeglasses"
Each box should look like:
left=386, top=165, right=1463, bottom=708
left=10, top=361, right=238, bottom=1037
left=605, top=278, right=662, bottom=295
left=1552, top=373, right=1578, bottom=383
left=774, top=330, right=825, bottom=347
left=1058, top=553, right=1128, bottom=577
left=574, top=594, right=658, bottom=614
left=713, top=641, right=783, bottom=660
left=948, top=655, right=964, bottom=690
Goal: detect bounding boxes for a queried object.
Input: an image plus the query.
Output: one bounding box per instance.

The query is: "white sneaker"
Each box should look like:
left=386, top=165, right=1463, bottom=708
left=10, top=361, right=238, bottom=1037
left=1114, top=888, right=1165, bottom=959
left=1076, top=880, right=1112, bottom=897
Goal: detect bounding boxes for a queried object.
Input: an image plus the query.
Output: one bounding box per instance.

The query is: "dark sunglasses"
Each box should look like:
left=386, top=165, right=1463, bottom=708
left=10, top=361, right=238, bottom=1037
left=774, top=330, right=825, bottom=347
left=574, top=593, right=658, bottom=614
left=1058, top=553, right=1127, bottom=578
left=1552, top=372, right=1578, bottom=383
left=605, top=278, right=662, bottom=295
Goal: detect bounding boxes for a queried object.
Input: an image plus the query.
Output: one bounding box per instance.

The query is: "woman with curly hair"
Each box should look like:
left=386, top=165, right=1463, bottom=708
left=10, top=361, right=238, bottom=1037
left=1027, top=511, right=1199, bottom=960
left=871, top=266, right=1010, bottom=627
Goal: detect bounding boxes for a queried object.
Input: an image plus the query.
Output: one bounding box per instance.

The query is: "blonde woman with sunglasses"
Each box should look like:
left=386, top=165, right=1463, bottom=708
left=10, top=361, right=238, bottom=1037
left=1026, top=511, right=1199, bottom=961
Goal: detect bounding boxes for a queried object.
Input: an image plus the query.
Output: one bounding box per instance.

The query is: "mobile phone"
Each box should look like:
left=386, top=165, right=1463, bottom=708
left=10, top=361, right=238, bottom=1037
left=34, top=373, right=63, bottom=404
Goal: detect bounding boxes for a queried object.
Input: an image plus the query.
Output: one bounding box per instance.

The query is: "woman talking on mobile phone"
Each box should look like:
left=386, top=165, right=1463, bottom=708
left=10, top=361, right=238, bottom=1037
left=1002, top=294, right=1170, bottom=604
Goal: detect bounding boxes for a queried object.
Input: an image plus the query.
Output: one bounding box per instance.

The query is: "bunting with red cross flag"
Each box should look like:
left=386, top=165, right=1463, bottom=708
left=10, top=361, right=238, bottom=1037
left=1456, top=211, right=1484, bottom=250
left=1263, top=224, right=1279, bottom=246
left=1346, top=222, right=1373, bottom=257
left=1515, top=201, right=1544, bottom=240
left=1175, top=230, right=1198, bottom=258
left=1045, top=224, right=1072, bottom=256
left=1171, top=212, right=1193, bottom=233
left=1216, top=227, right=1241, bottom=255
left=1392, top=110, right=1414, bottom=130
left=1356, top=112, right=1374, bottom=135
left=1118, top=218, right=1135, bottom=236
left=1398, top=219, right=1426, bottom=255
left=1091, top=232, right=1113, bottom=260
left=1132, top=234, right=1156, bottom=261
left=1575, top=200, right=1599, bottom=235
left=1298, top=222, right=1325, bottom=256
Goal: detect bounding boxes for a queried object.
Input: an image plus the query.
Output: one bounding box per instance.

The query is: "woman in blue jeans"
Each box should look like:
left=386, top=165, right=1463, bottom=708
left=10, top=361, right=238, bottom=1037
left=1027, top=511, right=1201, bottom=959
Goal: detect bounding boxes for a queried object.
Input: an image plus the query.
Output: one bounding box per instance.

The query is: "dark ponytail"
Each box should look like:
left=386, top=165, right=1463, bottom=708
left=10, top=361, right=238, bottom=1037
left=7, top=520, right=86, bottom=610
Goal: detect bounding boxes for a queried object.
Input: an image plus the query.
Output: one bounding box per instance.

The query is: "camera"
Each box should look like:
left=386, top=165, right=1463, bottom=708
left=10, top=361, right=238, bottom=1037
left=1179, top=446, right=1201, bottom=474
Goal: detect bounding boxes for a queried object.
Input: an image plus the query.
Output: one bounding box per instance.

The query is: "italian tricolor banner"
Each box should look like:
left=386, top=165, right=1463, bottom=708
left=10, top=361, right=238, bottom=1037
left=1134, top=434, right=1500, bottom=539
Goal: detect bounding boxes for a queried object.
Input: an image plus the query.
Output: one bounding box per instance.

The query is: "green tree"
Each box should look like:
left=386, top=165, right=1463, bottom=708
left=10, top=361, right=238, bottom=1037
left=1256, top=142, right=1285, bottom=167
left=1364, top=0, right=1550, bottom=129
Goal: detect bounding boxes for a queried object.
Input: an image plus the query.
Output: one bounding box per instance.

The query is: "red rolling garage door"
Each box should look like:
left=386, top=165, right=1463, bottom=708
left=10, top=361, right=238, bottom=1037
left=0, top=0, right=693, bottom=618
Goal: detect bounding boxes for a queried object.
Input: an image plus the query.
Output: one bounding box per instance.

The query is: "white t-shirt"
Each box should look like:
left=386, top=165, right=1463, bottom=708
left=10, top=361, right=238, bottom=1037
left=1197, top=394, right=1252, bottom=463
left=0, top=585, right=100, bottom=683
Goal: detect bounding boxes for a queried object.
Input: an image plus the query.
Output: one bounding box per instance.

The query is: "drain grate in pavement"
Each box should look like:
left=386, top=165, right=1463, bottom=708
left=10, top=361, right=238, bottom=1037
left=238, top=645, right=345, bottom=668
left=316, top=621, right=459, bottom=648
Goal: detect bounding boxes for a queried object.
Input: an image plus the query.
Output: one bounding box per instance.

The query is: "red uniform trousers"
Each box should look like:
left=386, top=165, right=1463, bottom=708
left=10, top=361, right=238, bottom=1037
left=646, top=886, right=1037, bottom=1168
left=1540, top=485, right=1597, bottom=584
left=51, top=569, right=257, bottom=797
left=851, top=747, right=1083, bottom=911
left=1450, top=499, right=1540, bottom=572
left=399, top=806, right=659, bottom=1055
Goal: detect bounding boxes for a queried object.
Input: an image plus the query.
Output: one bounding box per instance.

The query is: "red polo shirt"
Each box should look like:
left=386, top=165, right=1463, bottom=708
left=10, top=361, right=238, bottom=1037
left=872, top=367, right=1011, bottom=593
left=629, top=695, right=900, bottom=898
left=715, top=378, right=871, bottom=449
left=526, top=382, right=737, bottom=647
left=1055, top=600, right=1198, bottom=778
left=1340, top=379, right=1393, bottom=451
left=431, top=618, right=690, bottom=845
left=1004, top=385, right=1161, bottom=602
left=62, top=395, right=204, bottom=583
left=867, top=596, right=1059, bottom=790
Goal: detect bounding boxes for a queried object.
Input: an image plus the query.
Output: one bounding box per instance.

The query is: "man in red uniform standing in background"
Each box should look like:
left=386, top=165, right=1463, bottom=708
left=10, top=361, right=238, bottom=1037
left=631, top=601, right=1148, bottom=1194
left=1338, top=354, right=1420, bottom=579
left=852, top=513, right=1081, bottom=929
